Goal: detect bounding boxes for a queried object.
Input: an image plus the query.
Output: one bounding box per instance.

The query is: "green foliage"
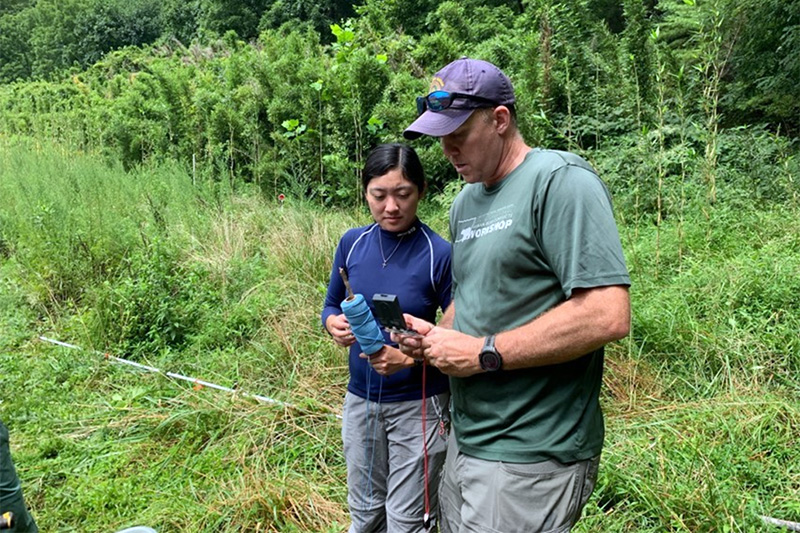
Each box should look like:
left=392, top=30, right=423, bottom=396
left=0, top=139, right=203, bottom=334
left=2, top=141, right=800, bottom=531
left=0, top=341, right=348, bottom=531
left=74, top=0, right=163, bottom=67
left=0, top=8, right=33, bottom=81
left=2, top=3, right=800, bottom=531
left=159, top=0, right=202, bottom=43
left=724, top=0, right=800, bottom=131
left=25, top=0, right=161, bottom=79
left=623, top=0, right=655, bottom=111
left=85, top=243, right=206, bottom=356
left=0, top=0, right=34, bottom=16
left=198, top=0, right=268, bottom=40
left=627, top=206, right=800, bottom=393
left=259, top=0, right=357, bottom=44
left=588, top=394, right=800, bottom=532
left=1, top=0, right=798, bottom=144
left=2, top=0, right=798, bottom=211
left=358, top=0, right=522, bottom=38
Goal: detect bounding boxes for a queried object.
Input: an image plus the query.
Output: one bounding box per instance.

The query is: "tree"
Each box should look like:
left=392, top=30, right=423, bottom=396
left=623, top=0, right=655, bottom=112
left=74, top=1, right=163, bottom=67
left=160, top=0, right=202, bottom=44
left=27, top=0, right=164, bottom=79
left=198, top=0, right=270, bottom=40
left=0, top=9, right=33, bottom=82
left=724, top=0, right=800, bottom=133
left=0, top=0, right=34, bottom=16
left=259, top=0, right=357, bottom=43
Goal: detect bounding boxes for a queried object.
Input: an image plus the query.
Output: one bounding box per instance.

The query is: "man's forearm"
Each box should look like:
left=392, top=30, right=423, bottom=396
left=496, top=285, right=630, bottom=370
left=437, top=302, right=456, bottom=329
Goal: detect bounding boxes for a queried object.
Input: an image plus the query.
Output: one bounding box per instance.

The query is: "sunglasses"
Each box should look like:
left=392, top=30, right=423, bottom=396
left=416, top=90, right=499, bottom=115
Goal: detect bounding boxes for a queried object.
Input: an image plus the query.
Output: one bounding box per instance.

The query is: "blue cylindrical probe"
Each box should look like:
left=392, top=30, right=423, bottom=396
left=341, top=293, right=385, bottom=356
left=338, top=267, right=384, bottom=356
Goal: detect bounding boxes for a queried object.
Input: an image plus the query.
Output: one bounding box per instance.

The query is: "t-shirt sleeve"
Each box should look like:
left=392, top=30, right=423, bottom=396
left=537, top=165, right=630, bottom=298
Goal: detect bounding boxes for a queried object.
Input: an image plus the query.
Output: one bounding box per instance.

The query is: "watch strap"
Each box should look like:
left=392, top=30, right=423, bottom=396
left=479, top=334, right=503, bottom=372
left=483, top=334, right=496, bottom=352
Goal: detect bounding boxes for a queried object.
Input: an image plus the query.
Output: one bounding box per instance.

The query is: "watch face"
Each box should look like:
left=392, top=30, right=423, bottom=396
left=480, top=350, right=502, bottom=371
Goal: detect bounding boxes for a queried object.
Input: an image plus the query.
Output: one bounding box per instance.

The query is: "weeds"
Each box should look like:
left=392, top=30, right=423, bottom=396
left=1, top=139, right=799, bottom=531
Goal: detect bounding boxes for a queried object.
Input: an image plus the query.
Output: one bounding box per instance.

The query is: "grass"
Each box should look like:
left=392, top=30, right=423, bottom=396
left=1, top=138, right=799, bottom=531
left=587, top=381, right=800, bottom=532
left=1, top=342, right=348, bottom=531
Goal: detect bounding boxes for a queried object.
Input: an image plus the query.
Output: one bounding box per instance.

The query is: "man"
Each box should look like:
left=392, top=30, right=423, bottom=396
left=0, top=419, right=38, bottom=532
left=395, top=57, right=631, bottom=532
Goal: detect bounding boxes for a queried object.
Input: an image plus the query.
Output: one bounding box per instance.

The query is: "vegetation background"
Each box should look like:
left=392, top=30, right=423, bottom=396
left=0, top=0, right=799, bottom=531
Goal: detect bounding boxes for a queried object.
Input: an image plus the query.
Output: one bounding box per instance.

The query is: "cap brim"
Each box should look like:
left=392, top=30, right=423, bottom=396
left=403, top=108, right=475, bottom=140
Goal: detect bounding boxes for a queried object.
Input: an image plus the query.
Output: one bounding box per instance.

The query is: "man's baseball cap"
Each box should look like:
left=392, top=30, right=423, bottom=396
left=403, top=57, right=515, bottom=140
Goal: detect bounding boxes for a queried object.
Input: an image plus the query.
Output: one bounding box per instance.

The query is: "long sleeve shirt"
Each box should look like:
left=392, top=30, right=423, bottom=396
left=322, top=219, right=452, bottom=402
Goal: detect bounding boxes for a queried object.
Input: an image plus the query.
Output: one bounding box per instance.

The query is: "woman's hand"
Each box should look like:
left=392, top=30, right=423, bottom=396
left=360, top=346, right=417, bottom=376
left=325, top=313, right=356, bottom=347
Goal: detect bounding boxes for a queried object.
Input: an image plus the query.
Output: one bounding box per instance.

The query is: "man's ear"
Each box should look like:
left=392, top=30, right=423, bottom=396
left=419, top=182, right=427, bottom=200
left=493, top=106, right=512, bottom=135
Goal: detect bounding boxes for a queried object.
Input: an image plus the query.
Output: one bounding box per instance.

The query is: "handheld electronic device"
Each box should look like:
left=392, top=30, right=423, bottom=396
left=372, top=293, right=421, bottom=337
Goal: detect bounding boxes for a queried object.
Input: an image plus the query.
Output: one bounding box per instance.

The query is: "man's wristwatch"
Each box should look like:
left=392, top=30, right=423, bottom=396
left=479, top=334, right=503, bottom=372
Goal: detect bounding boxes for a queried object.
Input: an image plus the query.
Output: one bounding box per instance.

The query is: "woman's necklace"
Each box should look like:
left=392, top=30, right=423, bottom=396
left=378, top=233, right=404, bottom=268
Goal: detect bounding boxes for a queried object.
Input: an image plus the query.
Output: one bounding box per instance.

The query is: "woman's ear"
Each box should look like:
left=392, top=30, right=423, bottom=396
left=419, top=182, right=427, bottom=200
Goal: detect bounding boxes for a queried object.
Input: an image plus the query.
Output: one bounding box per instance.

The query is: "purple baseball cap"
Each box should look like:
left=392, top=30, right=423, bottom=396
left=403, top=57, right=516, bottom=140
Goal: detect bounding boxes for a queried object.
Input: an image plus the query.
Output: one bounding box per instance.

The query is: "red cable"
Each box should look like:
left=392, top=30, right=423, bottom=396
left=421, top=360, right=431, bottom=528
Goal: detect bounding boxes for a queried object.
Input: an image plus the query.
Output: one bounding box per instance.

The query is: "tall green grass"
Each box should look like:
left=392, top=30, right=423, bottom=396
left=623, top=206, right=800, bottom=395
left=1, top=138, right=799, bottom=531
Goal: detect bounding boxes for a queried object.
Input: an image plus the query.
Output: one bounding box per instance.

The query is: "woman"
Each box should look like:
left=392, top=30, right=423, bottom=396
left=322, top=143, right=451, bottom=533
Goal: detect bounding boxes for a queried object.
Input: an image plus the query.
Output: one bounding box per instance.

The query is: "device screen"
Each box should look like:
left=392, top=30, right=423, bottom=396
left=372, top=293, right=421, bottom=336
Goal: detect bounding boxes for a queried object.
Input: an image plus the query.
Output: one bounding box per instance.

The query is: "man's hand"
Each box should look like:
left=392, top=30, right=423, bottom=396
left=391, top=314, right=434, bottom=359
left=360, top=346, right=416, bottom=376
left=392, top=314, right=484, bottom=377
left=420, top=327, right=484, bottom=378
left=325, top=313, right=356, bottom=347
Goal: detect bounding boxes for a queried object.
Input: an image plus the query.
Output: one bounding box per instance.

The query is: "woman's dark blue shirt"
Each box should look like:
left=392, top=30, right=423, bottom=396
left=322, top=219, right=452, bottom=402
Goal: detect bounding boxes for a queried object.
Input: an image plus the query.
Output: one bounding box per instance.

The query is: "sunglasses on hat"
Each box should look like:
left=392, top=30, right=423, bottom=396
left=416, top=90, right=500, bottom=116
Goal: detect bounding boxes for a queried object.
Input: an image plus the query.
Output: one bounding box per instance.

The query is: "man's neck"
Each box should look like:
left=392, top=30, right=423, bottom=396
left=484, top=136, right=531, bottom=188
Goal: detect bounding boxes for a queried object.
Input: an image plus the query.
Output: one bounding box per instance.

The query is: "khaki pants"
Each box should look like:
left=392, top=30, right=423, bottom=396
left=0, top=420, right=38, bottom=532
left=439, top=435, right=599, bottom=533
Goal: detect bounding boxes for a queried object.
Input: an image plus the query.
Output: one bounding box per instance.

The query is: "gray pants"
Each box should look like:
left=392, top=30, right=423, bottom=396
left=0, top=420, right=38, bottom=533
left=439, top=435, right=599, bottom=533
left=342, top=391, right=449, bottom=533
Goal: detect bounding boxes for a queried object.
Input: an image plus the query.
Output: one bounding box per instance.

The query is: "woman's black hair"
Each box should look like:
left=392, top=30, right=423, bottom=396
left=362, top=143, right=426, bottom=193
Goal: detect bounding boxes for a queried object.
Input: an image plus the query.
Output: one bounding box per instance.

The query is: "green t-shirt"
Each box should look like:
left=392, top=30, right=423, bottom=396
left=448, top=148, right=630, bottom=463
